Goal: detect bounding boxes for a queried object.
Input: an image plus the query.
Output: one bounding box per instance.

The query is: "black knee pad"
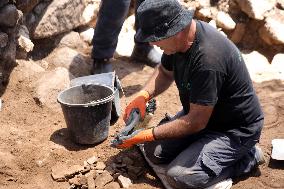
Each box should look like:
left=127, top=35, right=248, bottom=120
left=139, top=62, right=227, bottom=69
left=144, top=142, right=170, bottom=164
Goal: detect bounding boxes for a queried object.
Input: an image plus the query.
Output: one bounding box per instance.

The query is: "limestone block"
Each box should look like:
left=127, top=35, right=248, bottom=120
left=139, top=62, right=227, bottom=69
left=216, top=11, right=236, bottom=30
left=34, top=67, right=74, bottom=110
left=58, top=31, right=88, bottom=51
left=33, top=0, right=86, bottom=39
left=44, top=47, right=91, bottom=77
left=117, top=175, right=132, bottom=188
left=235, top=0, right=274, bottom=20
left=196, top=8, right=212, bottom=20
left=18, top=35, right=34, bottom=52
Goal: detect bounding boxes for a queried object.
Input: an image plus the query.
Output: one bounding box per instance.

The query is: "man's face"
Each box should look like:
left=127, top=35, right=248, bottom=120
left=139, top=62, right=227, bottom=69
left=150, top=36, right=178, bottom=55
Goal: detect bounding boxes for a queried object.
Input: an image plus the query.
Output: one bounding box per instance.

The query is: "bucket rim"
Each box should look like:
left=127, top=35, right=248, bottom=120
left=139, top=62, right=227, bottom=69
left=57, top=83, right=115, bottom=107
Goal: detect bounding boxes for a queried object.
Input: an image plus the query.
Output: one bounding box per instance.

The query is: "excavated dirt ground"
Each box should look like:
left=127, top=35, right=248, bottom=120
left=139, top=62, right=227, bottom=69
left=0, top=54, right=284, bottom=189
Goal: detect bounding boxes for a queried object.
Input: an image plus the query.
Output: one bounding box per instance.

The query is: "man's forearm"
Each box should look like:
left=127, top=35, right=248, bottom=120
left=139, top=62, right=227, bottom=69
left=153, top=103, right=213, bottom=140
left=153, top=115, right=200, bottom=139
left=142, top=64, right=174, bottom=99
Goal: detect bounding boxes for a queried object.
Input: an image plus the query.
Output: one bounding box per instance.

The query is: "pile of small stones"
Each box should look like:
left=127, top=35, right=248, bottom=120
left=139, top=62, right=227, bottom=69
left=51, top=151, right=145, bottom=189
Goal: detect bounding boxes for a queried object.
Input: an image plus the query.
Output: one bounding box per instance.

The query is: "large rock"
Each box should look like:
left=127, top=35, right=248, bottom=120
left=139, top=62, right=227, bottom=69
left=33, top=67, right=74, bottom=110
left=16, top=0, right=40, bottom=13
left=45, top=47, right=91, bottom=77
left=0, top=4, right=19, bottom=27
left=259, top=15, right=284, bottom=45
left=33, top=0, right=86, bottom=39
left=235, top=0, right=274, bottom=20
left=58, top=31, right=88, bottom=52
left=241, top=51, right=278, bottom=82
left=12, top=60, right=45, bottom=83
left=216, top=11, right=236, bottom=30
left=242, top=51, right=270, bottom=75
left=196, top=8, right=213, bottom=20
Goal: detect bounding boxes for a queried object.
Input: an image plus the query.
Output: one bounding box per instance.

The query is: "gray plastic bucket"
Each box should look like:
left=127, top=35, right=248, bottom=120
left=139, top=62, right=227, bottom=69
left=57, top=84, right=114, bottom=145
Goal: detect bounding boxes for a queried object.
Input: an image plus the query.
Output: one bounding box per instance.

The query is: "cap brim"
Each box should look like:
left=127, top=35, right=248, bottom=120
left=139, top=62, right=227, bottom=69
left=135, top=9, right=194, bottom=43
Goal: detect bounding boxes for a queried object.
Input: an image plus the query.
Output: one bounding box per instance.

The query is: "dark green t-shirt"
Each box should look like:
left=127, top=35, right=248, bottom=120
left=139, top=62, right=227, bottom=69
left=161, top=20, right=263, bottom=137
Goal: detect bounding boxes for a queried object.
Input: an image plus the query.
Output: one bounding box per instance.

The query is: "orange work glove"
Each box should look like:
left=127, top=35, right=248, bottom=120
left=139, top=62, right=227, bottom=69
left=123, top=90, right=150, bottom=122
left=116, top=128, right=155, bottom=148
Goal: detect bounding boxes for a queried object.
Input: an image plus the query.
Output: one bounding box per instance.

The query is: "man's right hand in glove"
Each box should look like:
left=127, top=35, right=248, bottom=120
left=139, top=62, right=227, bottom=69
left=123, top=90, right=150, bottom=122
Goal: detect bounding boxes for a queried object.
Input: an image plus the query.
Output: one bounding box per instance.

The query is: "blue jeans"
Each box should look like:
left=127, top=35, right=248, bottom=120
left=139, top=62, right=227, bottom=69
left=92, top=0, right=145, bottom=59
left=144, top=111, right=263, bottom=189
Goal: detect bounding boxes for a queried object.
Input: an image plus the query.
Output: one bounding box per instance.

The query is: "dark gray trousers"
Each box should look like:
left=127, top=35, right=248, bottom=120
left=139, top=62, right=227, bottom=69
left=144, top=112, right=263, bottom=189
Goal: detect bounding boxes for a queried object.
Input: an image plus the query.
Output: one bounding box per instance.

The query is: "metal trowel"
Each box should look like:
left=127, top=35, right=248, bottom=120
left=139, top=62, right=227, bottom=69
left=111, top=99, right=156, bottom=146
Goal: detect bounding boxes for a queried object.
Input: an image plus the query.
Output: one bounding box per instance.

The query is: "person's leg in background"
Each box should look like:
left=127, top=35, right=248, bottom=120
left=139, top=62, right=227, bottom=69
left=92, top=0, right=162, bottom=74
left=132, top=0, right=162, bottom=67
left=92, top=0, right=131, bottom=74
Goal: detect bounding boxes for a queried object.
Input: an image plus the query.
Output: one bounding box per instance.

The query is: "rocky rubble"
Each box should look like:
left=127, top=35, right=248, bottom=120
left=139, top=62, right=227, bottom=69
left=0, top=0, right=99, bottom=88
left=51, top=152, right=145, bottom=189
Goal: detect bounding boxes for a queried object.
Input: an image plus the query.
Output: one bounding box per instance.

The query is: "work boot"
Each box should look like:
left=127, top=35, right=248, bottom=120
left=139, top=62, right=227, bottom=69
left=253, top=145, right=266, bottom=165
left=131, top=43, right=162, bottom=67
left=92, top=58, right=112, bottom=74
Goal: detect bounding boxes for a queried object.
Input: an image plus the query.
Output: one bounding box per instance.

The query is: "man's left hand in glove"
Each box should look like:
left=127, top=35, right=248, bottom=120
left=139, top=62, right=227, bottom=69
left=115, top=128, right=156, bottom=148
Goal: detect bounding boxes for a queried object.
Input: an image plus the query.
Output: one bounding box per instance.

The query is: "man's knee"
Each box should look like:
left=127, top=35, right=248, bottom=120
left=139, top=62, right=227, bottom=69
left=166, top=166, right=211, bottom=189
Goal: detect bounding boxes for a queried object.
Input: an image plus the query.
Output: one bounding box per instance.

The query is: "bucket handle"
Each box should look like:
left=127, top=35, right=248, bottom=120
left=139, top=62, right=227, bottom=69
left=87, top=93, right=114, bottom=105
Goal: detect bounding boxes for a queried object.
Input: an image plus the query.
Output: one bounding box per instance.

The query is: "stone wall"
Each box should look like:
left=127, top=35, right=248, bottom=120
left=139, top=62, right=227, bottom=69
left=185, top=0, right=284, bottom=60
left=0, top=1, right=22, bottom=64
left=0, top=0, right=99, bottom=62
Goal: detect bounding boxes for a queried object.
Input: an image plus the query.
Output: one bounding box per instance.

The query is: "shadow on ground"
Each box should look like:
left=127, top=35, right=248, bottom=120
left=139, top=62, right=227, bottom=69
left=50, top=128, right=103, bottom=151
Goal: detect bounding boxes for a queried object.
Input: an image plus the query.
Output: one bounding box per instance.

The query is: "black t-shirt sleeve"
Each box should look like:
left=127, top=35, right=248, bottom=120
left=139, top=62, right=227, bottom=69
left=190, top=69, right=224, bottom=106
left=161, top=54, right=173, bottom=71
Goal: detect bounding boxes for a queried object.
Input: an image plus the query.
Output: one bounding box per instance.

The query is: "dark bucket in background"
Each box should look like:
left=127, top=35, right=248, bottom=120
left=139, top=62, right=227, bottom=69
left=57, top=84, right=114, bottom=145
